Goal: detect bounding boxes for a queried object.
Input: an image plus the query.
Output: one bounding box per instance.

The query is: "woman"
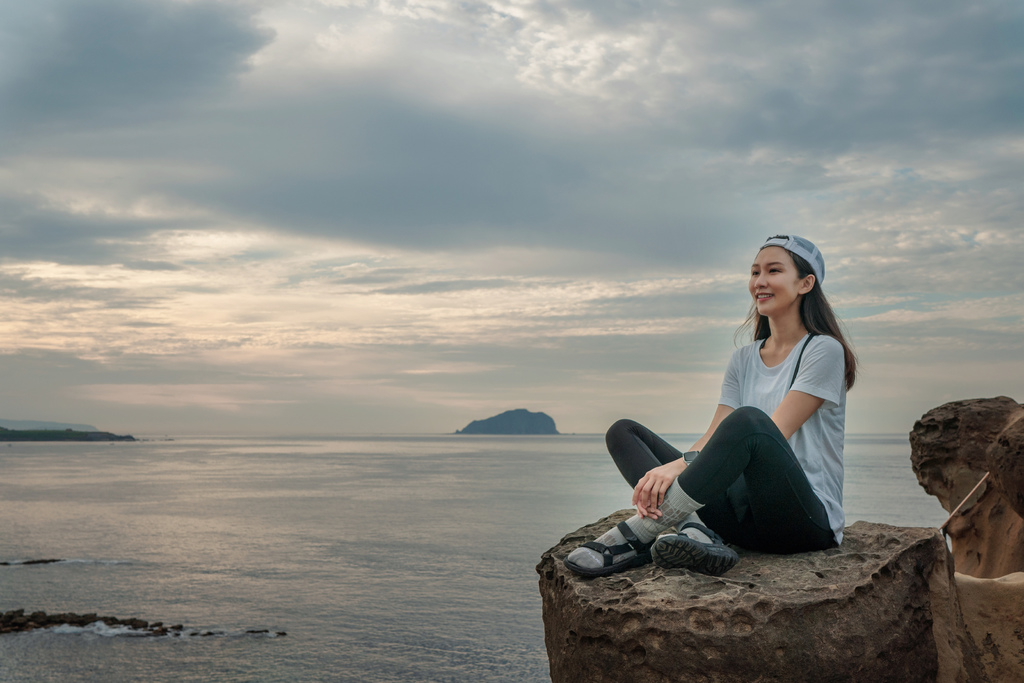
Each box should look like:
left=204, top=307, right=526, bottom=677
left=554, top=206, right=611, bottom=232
left=565, top=234, right=856, bottom=577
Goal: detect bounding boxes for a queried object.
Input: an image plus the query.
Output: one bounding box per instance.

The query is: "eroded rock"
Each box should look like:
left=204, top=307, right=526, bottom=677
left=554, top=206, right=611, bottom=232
left=986, top=413, right=1024, bottom=520
left=909, top=396, right=1022, bottom=509
left=910, top=397, right=1024, bottom=578
left=537, top=513, right=979, bottom=683
left=955, top=572, right=1024, bottom=683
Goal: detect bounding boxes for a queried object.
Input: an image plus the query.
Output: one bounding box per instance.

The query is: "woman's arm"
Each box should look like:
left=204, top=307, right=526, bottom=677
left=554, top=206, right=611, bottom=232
left=771, top=390, right=825, bottom=440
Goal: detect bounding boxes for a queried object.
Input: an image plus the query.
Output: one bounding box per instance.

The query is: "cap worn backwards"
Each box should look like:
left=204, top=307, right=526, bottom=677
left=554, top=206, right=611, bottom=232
left=760, top=234, right=825, bottom=285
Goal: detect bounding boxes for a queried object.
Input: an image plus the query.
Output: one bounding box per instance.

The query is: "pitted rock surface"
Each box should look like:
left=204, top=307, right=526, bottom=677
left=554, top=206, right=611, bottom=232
left=986, top=412, right=1024, bottom=520
left=910, top=396, right=1024, bottom=578
left=538, top=514, right=979, bottom=683
left=955, top=572, right=1024, bottom=683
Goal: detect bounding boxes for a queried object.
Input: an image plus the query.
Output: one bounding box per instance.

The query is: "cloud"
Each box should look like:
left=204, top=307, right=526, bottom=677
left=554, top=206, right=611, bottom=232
left=377, top=278, right=516, bottom=294
left=1, top=0, right=1023, bottom=435
left=4, top=0, right=1020, bottom=270
left=300, top=1, right=1024, bottom=146
left=76, top=383, right=297, bottom=412
left=0, top=0, right=273, bottom=135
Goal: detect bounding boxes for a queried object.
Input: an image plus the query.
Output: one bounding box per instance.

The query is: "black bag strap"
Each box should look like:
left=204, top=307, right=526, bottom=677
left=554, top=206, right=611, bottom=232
left=788, top=333, right=817, bottom=389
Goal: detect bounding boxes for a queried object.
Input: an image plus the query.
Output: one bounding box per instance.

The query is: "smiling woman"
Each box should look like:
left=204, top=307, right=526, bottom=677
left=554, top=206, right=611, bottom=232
left=564, top=235, right=858, bottom=580
left=745, top=235, right=858, bottom=393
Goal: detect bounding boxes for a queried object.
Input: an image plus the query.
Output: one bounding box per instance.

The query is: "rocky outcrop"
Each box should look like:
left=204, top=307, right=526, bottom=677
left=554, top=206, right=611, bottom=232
left=537, top=513, right=980, bottom=683
left=456, top=409, right=559, bottom=435
left=0, top=609, right=286, bottom=637
left=0, top=558, right=62, bottom=566
left=955, top=572, right=1024, bottom=682
left=1, top=610, right=178, bottom=636
left=909, top=397, right=1024, bottom=681
left=910, top=397, right=1024, bottom=578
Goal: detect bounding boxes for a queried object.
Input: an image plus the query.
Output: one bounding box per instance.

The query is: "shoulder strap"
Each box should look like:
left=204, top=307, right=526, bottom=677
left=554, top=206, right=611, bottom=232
left=788, top=333, right=817, bottom=390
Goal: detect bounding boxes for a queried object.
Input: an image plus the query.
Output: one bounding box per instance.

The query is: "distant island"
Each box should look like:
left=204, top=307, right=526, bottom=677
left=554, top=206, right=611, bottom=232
left=455, top=409, right=559, bottom=435
left=0, top=427, right=135, bottom=442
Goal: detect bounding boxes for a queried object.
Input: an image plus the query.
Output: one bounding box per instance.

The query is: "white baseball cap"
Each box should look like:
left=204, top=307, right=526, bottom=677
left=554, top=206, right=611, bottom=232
left=759, top=234, right=825, bottom=285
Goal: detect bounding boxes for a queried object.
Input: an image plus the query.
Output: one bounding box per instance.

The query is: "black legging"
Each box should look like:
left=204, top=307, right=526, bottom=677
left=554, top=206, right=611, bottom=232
left=605, top=407, right=836, bottom=553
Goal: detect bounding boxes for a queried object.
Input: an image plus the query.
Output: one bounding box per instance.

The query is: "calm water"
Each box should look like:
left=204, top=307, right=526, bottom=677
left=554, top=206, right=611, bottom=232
left=0, top=434, right=945, bottom=682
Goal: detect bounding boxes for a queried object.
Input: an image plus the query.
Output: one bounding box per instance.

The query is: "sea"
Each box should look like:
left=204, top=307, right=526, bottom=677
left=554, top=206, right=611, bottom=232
left=0, top=434, right=947, bottom=682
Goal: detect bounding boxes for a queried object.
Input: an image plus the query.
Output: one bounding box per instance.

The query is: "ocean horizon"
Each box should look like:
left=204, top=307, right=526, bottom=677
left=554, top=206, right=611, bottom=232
left=0, top=433, right=947, bottom=682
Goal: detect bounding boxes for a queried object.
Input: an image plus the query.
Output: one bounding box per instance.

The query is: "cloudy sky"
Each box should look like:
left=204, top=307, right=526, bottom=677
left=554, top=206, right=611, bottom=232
left=1, top=0, right=1021, bottom=435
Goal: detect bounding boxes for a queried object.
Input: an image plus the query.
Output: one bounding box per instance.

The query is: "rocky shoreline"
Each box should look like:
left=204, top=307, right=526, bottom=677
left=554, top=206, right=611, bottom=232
left=0, top=609, right=286, bottom=637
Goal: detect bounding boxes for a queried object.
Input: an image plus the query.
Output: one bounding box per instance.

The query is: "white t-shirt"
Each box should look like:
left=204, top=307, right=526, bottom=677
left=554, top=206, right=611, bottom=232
left=718, top=334, right=847, bottom=544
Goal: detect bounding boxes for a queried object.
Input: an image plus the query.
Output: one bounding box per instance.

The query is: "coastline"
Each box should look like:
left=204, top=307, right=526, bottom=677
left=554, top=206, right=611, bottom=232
left=0, top=428, right=135, bottom=442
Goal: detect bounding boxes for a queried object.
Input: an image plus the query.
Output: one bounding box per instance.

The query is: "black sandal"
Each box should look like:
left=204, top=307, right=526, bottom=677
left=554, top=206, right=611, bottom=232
left=651, top=522, right=739, bottom=576
left=563, top=521, right=653, bottom=577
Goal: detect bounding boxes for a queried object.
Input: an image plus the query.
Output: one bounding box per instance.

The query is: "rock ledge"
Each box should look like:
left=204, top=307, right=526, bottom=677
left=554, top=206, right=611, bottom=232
left=538, top=513, right=978, bottom=683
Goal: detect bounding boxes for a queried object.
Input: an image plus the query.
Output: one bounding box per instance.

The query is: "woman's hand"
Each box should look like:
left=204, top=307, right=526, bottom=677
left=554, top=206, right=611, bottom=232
left=633, top=460, right=687, bottom=518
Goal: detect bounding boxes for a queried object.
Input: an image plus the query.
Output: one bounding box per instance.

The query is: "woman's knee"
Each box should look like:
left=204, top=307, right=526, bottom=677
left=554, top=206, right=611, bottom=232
left=720, top=406, right=773, bottom=433
left=605, top=418, right=641, bottom=447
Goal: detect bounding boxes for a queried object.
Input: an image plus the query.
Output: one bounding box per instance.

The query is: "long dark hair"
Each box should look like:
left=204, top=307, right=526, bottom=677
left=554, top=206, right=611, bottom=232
left=738, top=251, right=858, bottom=391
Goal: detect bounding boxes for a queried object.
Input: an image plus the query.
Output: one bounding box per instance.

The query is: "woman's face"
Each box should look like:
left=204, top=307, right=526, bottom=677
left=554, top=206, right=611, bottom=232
left=749, top=246, right=815, bottom=318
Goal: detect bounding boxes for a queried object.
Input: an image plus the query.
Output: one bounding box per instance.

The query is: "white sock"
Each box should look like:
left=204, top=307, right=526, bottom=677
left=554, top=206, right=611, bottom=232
left=657, top=512, right=707, bottom=541
left=672, top=517, right=713, bottom=544
left=627, top=480, right=704, bottom=543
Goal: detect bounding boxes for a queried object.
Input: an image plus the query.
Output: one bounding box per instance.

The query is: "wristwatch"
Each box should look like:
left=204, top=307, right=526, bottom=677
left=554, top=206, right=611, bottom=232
left=683, top=450, right=700, bottom=464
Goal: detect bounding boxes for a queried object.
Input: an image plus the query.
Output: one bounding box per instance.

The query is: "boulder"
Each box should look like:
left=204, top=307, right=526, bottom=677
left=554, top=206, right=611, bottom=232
left=537, top=512, right=980, bottom=683
left=909, top=397, right=1024, bottom=578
